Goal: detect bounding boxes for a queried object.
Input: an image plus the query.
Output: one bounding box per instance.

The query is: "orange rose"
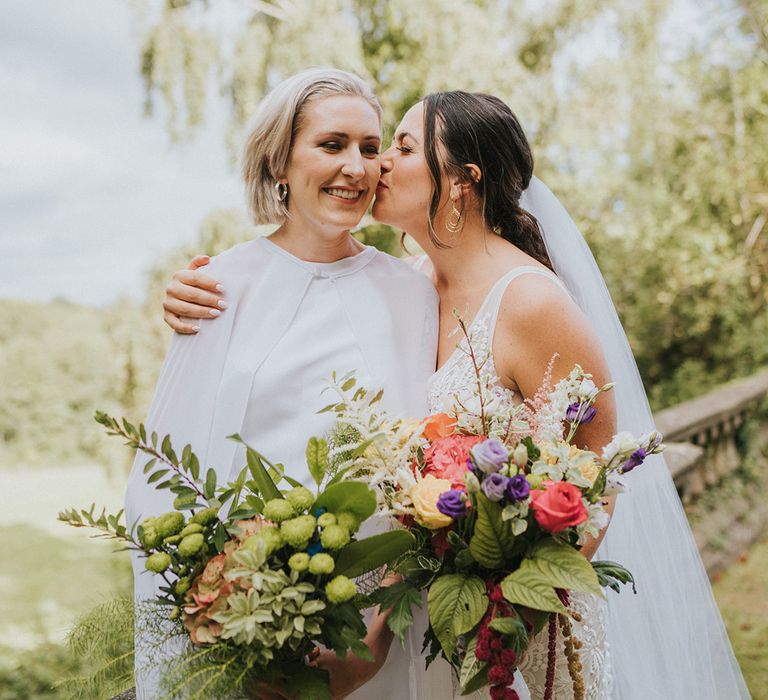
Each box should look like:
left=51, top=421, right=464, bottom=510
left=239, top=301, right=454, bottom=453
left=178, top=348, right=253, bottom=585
left=422, top=413, right=457, bottom=442
left=530, top=481, right=588, bottom=534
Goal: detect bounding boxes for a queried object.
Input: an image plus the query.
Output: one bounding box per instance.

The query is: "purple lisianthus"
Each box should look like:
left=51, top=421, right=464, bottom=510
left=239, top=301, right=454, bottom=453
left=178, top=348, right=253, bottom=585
left=470, top=438, right=509, bottom=474
left=505, top=473, right=531, bottom=501
left=436, top=489, right=468, bottom=518
left=566, top=402, right=597, bottom=425
left=481, top=473, right=509, bottom=502
left=622, top=448, right=647, bottom=473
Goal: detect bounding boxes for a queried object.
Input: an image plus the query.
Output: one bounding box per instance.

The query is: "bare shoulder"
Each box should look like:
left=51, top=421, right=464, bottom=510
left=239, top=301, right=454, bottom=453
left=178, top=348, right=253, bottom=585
left=497, top=272, right=585, bottom=335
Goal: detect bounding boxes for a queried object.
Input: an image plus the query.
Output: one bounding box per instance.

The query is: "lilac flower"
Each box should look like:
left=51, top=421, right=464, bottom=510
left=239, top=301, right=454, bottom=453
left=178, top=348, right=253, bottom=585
left=622, top=448, right=647, bottom=473
left=505, top=474, right=531, bottom=501
left=481, top=473, right=509, bottom=502
left=470, top=438, right=509, bottom=474
left=566, top=402, right=597, bottom=425
left=436, top=490, right=468, bottom=518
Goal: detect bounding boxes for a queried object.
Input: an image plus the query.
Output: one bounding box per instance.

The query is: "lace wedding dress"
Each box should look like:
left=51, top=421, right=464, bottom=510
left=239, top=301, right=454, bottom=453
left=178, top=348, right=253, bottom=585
left=427, top=265, right=614, bottom=700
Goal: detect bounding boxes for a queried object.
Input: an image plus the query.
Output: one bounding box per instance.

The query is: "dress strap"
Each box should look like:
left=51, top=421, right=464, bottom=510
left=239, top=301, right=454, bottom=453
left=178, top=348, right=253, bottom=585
left=411, top=254, right=429, bottom=272
left=483, top=266, right=572, bottom=334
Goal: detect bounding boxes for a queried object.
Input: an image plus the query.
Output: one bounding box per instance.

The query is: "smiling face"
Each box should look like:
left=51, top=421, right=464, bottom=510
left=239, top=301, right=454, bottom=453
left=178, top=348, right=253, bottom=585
left=372, top=101, right=440, bottom=244
left=281, top=95, right=381, bottom=238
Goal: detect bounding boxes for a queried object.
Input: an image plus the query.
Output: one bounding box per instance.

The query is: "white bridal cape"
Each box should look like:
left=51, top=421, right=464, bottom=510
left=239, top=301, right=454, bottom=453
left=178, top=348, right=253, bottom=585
left=124, top=237, right=456, bottom=699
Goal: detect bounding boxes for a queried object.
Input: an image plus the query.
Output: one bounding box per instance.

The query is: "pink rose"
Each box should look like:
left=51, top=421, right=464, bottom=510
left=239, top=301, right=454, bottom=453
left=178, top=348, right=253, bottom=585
left=423, top=435, right=484, bottom=489
left=530, top=481, right=588, bottom=534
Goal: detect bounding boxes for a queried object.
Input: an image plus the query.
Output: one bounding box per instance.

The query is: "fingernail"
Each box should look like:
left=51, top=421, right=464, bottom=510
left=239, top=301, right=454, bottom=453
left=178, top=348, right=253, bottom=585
left=192, top=326, right=200, bottom=333
left=217, top=300, right=229, bottom=309
left=209, top=309, right=221, bottom=317
left=216, top=284, right=225, bottom=292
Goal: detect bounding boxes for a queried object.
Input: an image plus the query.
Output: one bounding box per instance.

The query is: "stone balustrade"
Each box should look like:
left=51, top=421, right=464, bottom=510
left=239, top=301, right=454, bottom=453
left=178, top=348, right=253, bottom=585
left=654, top=369, right=768, bottom=574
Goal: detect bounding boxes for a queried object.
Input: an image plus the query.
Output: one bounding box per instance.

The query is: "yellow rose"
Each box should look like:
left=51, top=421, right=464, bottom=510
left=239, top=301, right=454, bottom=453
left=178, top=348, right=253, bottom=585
left=410, top=475, right=453, bottom=529
left=578, top=459, right=601, bottom=484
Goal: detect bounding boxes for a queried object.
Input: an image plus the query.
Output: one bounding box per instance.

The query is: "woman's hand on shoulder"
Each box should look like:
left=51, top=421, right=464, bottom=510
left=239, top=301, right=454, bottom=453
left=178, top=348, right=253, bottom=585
left=163, top=255, right=227, bottom=334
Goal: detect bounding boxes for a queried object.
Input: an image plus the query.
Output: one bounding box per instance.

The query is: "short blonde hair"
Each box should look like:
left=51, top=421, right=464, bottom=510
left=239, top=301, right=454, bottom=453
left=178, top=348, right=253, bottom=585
left=241, top=68, right=382, bottom=224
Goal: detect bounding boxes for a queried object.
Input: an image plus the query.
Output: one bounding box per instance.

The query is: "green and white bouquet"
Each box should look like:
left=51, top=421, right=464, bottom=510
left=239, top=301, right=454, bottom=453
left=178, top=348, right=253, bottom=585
left=59, top=413, right=413, bottom=700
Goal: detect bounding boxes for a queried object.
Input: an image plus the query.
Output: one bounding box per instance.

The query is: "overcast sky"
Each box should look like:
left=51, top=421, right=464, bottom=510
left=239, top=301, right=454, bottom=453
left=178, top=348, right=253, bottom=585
left=0, top=0, right=244, bottom=307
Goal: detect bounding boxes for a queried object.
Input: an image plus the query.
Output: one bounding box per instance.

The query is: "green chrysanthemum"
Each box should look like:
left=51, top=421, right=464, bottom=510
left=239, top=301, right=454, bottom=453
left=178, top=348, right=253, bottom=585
left=190, top=507, right=219, bottom=525
left=317, top=512, right=337, bottom=528
left=163, top=535, right=182, bottom=545
left=145, top=552, right=172, bottom=573
left=174, top=577, right=191, bottom=595
left=179, top=522, right=203, bottom=537
left=155, top=511, right=185, bottom=538
left=286, top=486, right=315, bottom=513
left=138, top=518, right=160, bottom=549
left=320, top=524, right=350, bottom=550
left=243, top=526, right=283, bottom=556
left=280, top=515, right=317, bottom=549
left=263, top=498, right=296, bottom=523
left=336, top=511, right=361, bottom=533
left=178, top=533, right=204, bottom=557
left=308, top=553, right=335, bottom=575
left=288, top=552, right=310, bottom=572
left=325, top=575, right=357, bottom=604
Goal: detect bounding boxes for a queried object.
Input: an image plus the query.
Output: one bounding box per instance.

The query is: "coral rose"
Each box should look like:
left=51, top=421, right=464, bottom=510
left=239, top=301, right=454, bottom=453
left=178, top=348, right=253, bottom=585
left=530, top=481, right=588, bottom=534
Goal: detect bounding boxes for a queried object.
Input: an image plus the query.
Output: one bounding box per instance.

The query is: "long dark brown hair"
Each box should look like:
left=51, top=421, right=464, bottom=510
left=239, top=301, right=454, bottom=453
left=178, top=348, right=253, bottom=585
left=422, top=91, right=552, bottom=269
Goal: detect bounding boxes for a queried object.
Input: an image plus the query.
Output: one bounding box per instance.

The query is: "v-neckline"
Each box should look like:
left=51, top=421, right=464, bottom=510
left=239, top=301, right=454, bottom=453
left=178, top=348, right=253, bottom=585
left=433, top=271, right=515, bottom=375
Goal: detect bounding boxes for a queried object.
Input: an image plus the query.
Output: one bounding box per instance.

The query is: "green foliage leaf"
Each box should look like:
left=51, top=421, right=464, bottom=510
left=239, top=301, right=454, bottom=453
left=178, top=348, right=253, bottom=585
left=488, top=613, right=528, bottom=655
left=592, top=559, right=637, bottom=594
left=524, top=540, right=604, bottom=598
left=284, top=665, right=332, bottom=700
left=368, top=581, right=422, bottom=644
left=500, top=569, right=566, bottom=614
left=427, top=573, right=488, bottom=659
left=459, top=635, right=487, bottom=693
left=306, top=436, right=329, bottom=487
left=468, top=493, right=516, bottom=569
left=204, top=468, right=217, bottom=499
left=333, top=530, right=414, bottom=578
left=228, top=434, right=282, bottom=501
left=314, top=480, right=376, bottom=521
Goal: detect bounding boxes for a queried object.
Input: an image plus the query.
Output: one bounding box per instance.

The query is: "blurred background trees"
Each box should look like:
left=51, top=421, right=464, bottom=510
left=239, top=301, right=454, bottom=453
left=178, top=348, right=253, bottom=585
left=3, top=0, right=767, bottom=463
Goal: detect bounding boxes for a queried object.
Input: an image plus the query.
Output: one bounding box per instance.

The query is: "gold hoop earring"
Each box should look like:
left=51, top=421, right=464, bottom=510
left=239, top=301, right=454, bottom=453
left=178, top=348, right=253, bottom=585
left=445, top=202, right=464, bottom=235
left=275, top=181, right=288, bottom=202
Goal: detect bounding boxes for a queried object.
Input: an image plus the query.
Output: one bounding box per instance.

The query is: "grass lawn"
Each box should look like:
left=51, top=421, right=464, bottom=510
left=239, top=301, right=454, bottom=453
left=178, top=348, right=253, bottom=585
left=0, top=466, right=131, bottom=699
left=713, top=533, right=768, bottom=699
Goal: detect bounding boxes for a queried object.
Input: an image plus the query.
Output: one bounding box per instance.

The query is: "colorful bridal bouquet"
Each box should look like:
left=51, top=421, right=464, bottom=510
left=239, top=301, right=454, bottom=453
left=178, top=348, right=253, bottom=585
left=323, top=360, right=664, bottom=699
left=59, top=414, right=413, bottom=700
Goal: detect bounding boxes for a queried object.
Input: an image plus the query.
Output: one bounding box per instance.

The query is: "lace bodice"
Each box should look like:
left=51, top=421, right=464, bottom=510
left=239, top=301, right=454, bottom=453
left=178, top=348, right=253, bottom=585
left=426, top=265, right=614, bottom=700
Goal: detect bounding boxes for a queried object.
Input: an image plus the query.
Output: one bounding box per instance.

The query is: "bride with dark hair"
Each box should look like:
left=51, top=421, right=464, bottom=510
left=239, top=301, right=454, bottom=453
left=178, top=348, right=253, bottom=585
left=162, top=89, right=749, bottom=699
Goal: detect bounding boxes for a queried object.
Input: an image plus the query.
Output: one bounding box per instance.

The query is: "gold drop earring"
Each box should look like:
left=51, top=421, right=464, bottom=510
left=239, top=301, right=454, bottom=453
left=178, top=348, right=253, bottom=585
left=445, top=201, right=464, bottom=235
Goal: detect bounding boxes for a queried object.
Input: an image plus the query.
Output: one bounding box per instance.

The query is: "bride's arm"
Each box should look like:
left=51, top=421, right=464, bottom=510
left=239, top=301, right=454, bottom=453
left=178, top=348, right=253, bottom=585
left=494, top=275, right=618, bottom=560
left=162, top=255, right=227, bottom=333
